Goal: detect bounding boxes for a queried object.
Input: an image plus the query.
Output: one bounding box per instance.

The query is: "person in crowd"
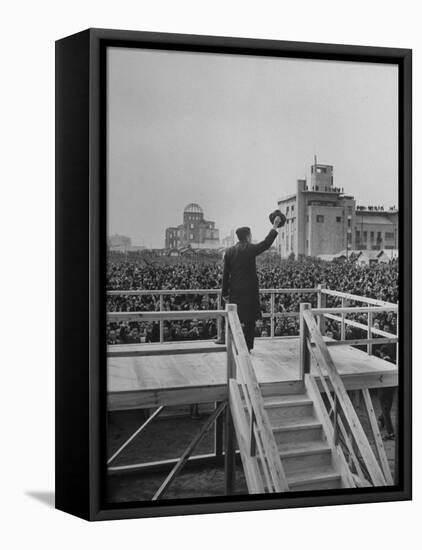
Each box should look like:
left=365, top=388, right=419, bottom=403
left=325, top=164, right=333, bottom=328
left=106, top=253, right=398, bottom=344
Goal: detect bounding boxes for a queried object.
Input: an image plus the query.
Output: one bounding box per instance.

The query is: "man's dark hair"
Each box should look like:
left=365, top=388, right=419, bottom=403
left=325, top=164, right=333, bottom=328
left=236, top=226, right=251, bottom=242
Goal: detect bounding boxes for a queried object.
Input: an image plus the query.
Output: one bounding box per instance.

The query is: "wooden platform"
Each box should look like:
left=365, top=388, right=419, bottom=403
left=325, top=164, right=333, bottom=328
left=107, top=338, right=397, bottom=411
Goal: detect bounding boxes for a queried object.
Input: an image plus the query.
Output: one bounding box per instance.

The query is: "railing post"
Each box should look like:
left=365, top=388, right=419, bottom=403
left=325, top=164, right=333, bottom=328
left=341, top=297, right=346, bottom=341
left=159, top=294, right=164, bottom=343
left=367, top=309, right=373, bottom=355
left=270, top=292, right=275, bottom=338
left=299, top=303, right=311, bottom=380
left=217, top=293, right=222, bottom=341
left=214, top=401, right=224, bottom=457
left=333, top=394, right=339, bottom=445
left=225, top=303, right=237, bottom=494
left=317, top=284, right=326, bottom=336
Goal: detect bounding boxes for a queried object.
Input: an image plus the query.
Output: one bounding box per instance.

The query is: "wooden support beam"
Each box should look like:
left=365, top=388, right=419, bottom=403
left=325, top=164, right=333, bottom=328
left=152, top=402, right=226, bottom=501
left=303, top=309, right=386, bottom=486
left=107, top=406, right=164, bottom=465
left=107, top=451, right=241, bottom=475
left=214, top=401, right=224, bottom=456
left=299, top=303, right=311, bottom=380
left=225, top=303, right=237, bottom=495
left=317, top=284, right=326, bottom=335
left=361, top=388, right=394, bottom=484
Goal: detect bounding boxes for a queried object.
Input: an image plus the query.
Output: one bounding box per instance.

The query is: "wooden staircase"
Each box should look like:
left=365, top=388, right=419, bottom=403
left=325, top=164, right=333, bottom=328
left=261, top=388, right=353, bottom=491
left=225, top=302, right=389, bottom=495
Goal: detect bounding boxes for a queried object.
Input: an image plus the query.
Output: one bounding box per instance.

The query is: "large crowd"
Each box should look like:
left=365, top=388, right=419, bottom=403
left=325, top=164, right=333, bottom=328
left=106, top=258, right=398, bottom=362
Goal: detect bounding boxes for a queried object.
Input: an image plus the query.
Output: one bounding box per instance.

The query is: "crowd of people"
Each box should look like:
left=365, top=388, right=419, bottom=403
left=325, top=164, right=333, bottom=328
left=106, top=258, right=398, bottom=362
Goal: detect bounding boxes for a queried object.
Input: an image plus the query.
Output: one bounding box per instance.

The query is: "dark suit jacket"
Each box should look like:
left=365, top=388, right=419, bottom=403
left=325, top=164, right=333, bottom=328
left=222, top=229, right=278, bottom=323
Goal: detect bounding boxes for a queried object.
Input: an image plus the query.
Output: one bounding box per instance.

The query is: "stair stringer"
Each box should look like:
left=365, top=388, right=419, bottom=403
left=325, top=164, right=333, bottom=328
left=305, top=374, right=355, bottom=489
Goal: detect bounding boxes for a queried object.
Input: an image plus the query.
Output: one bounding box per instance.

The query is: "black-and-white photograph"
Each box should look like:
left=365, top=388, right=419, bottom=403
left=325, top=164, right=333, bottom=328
left=105, top=46, right=399, bottom=503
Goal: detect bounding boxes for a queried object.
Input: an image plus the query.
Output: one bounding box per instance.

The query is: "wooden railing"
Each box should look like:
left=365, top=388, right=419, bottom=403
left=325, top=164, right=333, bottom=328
left=317, top=285, right=398, bottom=360
left=107, top=287, right=398, bottom=357
left=107, top=287, right=317, bottom=343
left=300, top=304, right=389, bottom=486
left=224, top=303, right=289, bottom=494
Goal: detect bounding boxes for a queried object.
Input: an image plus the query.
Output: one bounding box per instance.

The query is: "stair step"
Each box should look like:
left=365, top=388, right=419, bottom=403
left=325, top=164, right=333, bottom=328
left=280, top=444, right=332, bottom=475
left=264, top=397, right=314, bottom=423
left=263, top=394, right=311, bottom=406
left=273, top=416, right=320, bottom=429
left=287, top=466, right=342, bottom=491
left=273, top=418, right=322, bottom=445
left=277, top=440, right=330, bottom=455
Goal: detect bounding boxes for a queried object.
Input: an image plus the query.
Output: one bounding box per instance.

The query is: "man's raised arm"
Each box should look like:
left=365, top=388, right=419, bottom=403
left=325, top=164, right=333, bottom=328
left=251, top=216, right=281, bottom=256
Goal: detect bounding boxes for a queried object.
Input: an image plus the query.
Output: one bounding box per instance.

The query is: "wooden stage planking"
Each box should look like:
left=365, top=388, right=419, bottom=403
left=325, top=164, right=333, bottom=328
left=107, top=338, right=398, bottom=411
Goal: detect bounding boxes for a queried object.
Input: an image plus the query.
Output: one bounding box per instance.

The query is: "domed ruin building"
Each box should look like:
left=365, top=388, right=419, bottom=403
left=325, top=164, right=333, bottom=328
left=165, top=203, right=220, bottom=249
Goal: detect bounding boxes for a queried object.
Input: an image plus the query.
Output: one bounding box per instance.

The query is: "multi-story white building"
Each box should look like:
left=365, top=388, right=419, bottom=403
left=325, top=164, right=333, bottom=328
left=277, top=161, right=398, bottom=258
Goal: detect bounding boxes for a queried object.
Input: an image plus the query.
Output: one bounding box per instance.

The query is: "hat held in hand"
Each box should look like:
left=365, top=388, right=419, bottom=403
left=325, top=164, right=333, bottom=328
left=269, top=209, right=286, bottom=228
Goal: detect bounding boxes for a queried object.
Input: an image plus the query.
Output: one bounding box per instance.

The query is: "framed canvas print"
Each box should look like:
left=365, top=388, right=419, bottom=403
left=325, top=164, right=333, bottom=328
left=55, top=28, right=412, bottom=521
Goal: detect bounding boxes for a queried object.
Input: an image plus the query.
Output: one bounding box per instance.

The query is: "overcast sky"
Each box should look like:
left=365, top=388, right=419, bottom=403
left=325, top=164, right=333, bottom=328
left=107, top=47, right=398, bottom=248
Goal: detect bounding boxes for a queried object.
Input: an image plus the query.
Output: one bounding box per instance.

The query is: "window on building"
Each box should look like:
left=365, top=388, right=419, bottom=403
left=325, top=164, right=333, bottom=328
left=306, top=215, right=309, bottom=223
left=336, top=216, right=342, bottom=223
left=286, top=206, right=289, bottom=214
left=190, top=233, right=194, bottom=240
left=306, top=239, right=309, bottom=250
left=385, top=232, right=394, bottom=240
left=291, top=205, right=295, bottom=212
left=370, top=231, right=374, bottom=240
left=356, top=230, right=360, bottom=239
left=316, top=215, right=324, bottom=223
left=363, top=231, right=367, bottom=240
left=190, top=223, right=194, bottom=229
left=347, top=218, right=351, bottom=228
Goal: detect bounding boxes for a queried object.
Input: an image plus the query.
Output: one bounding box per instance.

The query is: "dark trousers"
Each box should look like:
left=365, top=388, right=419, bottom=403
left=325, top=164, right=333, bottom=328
left=242, top=321, right=255, bottom=351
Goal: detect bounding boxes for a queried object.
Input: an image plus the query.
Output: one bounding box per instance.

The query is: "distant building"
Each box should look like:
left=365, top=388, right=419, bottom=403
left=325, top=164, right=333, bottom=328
left=354, top=206, right=398, bottom=251
left=108, top=234, right=132, bottom=252
left=277, top=160, right=398, bottom=258
left=222, top=230, right=236, bottom=248
left=165, top=203, right=220, bottom=249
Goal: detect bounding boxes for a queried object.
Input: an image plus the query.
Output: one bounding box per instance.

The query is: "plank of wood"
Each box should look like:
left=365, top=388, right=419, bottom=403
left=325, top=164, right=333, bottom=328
left=313, top=306, right=397, bottom=314
left=229, top=379, right=266, bottom=493
left=321, top=289, right=396, bottom=308
left=307, top=371, right=365, bottom=479
left=108, top=310, right=226, bottom=321
left=152, top=402, right=226, bottom=500
left=303, top=309, right=386, bottom=486
left=305, top=375, right=355, bottom=488
left=107, top=341, right=227, bottom=357
left=361, top=388, right=394, bottom=484
left=227, top=310, right=289, bottom=492
left=324, top=313, right=396, bottom=339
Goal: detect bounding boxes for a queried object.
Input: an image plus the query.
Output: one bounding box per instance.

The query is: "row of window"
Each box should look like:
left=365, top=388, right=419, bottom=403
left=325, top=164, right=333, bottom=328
left=356, top=230, right=395, bottom=242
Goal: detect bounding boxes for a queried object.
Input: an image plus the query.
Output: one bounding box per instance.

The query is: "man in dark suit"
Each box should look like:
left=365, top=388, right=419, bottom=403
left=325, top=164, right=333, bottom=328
left=222, top=216, right=281, bottom=351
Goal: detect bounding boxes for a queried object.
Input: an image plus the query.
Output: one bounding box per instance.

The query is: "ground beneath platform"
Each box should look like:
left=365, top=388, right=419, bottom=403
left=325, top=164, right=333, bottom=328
left=106, top=390, right=397, bottom=504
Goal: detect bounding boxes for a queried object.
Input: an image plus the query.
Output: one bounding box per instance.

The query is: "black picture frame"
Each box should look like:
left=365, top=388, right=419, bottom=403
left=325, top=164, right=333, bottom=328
left=55, top=28, right=412, bottom=521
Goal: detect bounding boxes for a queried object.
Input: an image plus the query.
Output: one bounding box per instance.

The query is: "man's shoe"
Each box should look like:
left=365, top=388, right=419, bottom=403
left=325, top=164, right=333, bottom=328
left=214, top=338, right=225, bottom=345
